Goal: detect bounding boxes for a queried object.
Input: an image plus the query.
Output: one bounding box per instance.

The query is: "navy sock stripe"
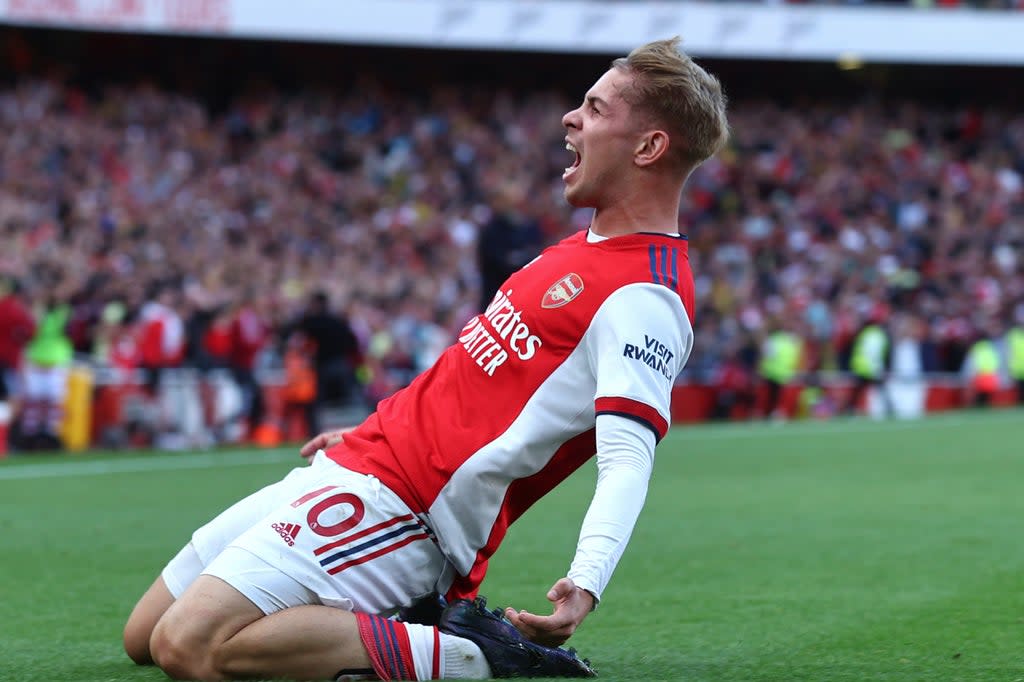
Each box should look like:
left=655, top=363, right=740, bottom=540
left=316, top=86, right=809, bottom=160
left=370, top=614, right=402, bottom=679
left=384, top=618, right=409, bottom=679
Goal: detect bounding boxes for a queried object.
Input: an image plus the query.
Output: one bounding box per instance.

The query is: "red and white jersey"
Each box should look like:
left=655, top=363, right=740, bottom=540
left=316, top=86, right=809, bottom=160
left=328, top=229, right=695, bottom=598
left=138, top=302, right=185, bottom=367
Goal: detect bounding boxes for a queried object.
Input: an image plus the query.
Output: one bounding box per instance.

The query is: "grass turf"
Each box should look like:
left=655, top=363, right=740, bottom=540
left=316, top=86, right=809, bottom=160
left=1, top=409, right=1022, bottom=681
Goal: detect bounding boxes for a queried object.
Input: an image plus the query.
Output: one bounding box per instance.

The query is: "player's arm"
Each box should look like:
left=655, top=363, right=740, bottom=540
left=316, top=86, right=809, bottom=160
left=506, top=284, right=693, bottom=646
left=506, top=413, right=655, bottom=645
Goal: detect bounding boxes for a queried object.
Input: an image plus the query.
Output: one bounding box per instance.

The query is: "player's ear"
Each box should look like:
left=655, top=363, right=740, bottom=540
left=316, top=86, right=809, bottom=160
left=634, top=130, right=670, bottom=167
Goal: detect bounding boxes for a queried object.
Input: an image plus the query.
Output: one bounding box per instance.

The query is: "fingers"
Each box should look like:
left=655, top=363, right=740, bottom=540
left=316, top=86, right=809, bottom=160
left=505, top=607, right=541, bottom=639
left=504, top=578, right=594, bottom=646
left=547, top=577, right=576, bottom=602
left=506, top=606, right=576, bottom=642
left=505, top=608, right=573, bottom=647
left=298, top=434, right=326, bottom=459
left=299, top=427, right=357, bottom=460
left=517, top=609, right=574, bottom=631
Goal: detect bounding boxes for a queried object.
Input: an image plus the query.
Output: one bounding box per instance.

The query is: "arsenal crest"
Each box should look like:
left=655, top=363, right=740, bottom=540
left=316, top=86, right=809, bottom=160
left=541, top=273, right=584, bottom=308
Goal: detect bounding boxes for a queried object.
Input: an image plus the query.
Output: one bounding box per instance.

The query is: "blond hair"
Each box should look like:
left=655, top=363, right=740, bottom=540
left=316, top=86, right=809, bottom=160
left=612, top=37, right=729, bottom=169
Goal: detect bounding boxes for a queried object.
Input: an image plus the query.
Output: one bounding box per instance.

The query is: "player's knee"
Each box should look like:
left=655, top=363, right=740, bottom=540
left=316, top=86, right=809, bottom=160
left=150, top=622, right=216, bottom=680
left=122, top=620, right=153, bottom=666
left=123, top=576, right=178, bottom=666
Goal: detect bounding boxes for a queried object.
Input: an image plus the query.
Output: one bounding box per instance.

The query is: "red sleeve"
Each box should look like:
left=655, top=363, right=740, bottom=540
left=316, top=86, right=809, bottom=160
left=594, top=396, right=669, bottom=441
left=139, top=319, right=165, bottom=366
left=15, top=304, right=36, bottom=343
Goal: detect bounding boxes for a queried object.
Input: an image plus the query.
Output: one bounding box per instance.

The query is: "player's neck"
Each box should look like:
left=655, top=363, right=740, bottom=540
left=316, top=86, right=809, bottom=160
left=589, top=198, right=681, bottom=238
left=588, top=172, right=684, bottom=238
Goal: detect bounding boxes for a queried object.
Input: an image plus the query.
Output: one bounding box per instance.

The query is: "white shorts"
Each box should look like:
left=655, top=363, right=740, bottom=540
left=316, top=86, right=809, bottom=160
left=23, top=365, right=69, bottom=401
left=162, top=451, right=453, bottom=615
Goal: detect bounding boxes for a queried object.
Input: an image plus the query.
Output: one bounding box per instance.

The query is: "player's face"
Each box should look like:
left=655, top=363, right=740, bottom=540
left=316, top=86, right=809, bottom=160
left=561, top=68, right=644, bottom=208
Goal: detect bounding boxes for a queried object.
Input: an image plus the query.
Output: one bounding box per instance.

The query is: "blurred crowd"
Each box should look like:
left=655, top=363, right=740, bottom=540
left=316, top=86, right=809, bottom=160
left=685, top=99, right=1024, bottom=371
left=689, top=0, right=1024, bottom=8
left=584, top=0, right=1024, bottom=8
left=1, top=74, right=1023, bottom=447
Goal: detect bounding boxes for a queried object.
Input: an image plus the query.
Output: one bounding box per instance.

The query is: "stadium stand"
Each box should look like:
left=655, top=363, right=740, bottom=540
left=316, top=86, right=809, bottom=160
left=0, top=23, right=1021, bottom=450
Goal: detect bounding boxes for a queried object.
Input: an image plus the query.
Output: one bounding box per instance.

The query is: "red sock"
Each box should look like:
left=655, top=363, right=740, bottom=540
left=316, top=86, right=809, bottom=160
left=356, top=613, right=431, bottom=681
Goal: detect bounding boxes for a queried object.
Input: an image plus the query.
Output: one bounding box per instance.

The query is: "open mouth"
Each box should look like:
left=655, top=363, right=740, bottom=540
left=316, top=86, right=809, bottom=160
left=564, top=141, right=581, bottom=178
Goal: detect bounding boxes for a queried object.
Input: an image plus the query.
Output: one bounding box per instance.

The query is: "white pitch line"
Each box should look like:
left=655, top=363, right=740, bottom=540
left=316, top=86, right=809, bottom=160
left=0, top=448, right=299, bottom=481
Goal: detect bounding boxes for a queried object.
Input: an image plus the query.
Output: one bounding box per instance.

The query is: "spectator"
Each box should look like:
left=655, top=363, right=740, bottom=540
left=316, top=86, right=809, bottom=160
left=0, top=277, right=35, bottom=404
left=887, top=314, right=928, bottom=418
left=287, top=291, right=362, bottom=432
left=1008, top=313, right=1024, bottom=405
left=93, top=301, right=139, bottom=372
left=201, top=309, right=234, bottom=371
left=0, top=67, right=1022, bottom=425
left=136, top=285, right=191, bottom=447
left=710, top=347, right=757, bottom=420
left=844, top=306, right=893, bottom=416
left=21, top=291, right=74, bottom=450
left=281, top=331, right=318, bottom=438
left=961, top=321, right=1002, bottom=407
left=229, top=297, right=270, bottom=440
left=476, top=182, right=545, bottom=310
left=757, top=320, right=803, bottom=419
left=138, top=285, right=186, bottom=393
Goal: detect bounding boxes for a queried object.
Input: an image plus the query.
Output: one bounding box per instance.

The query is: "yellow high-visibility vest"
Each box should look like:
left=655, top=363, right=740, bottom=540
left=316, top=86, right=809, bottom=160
left=969, top=339, right=999, bottom=375
left=851, top=325, right=888, bottom=379
left=1008, top=327, right=1024, bottom=380
left=759, top=332, right=801, bottom=384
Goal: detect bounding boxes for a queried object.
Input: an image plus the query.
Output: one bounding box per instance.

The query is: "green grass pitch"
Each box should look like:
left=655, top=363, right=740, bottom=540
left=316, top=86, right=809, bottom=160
left=2, top=409, right=1022, bottom=681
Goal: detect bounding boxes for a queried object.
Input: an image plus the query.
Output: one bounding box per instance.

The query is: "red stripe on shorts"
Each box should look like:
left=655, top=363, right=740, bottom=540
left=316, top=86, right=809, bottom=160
left=290, top=485, right=339, bottom=508
left=431, top=626, right=441, bottom=679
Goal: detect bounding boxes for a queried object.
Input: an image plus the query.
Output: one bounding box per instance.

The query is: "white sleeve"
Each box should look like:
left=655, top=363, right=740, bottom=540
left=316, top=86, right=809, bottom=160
left=566, top=412, right=655, bottom=604
left=564, top=284, right=694, bottom=604
left=587, top=283, right=693, bottom=441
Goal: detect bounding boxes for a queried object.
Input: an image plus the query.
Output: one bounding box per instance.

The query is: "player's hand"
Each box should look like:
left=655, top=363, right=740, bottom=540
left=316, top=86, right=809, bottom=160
left=298, top=428, right=354, bottom=461
left=504, top=577, right=594, bottom=647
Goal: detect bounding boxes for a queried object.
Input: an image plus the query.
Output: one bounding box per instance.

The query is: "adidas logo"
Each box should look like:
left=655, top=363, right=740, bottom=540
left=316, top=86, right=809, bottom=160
left=272, top=522, right=301, bottom=546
